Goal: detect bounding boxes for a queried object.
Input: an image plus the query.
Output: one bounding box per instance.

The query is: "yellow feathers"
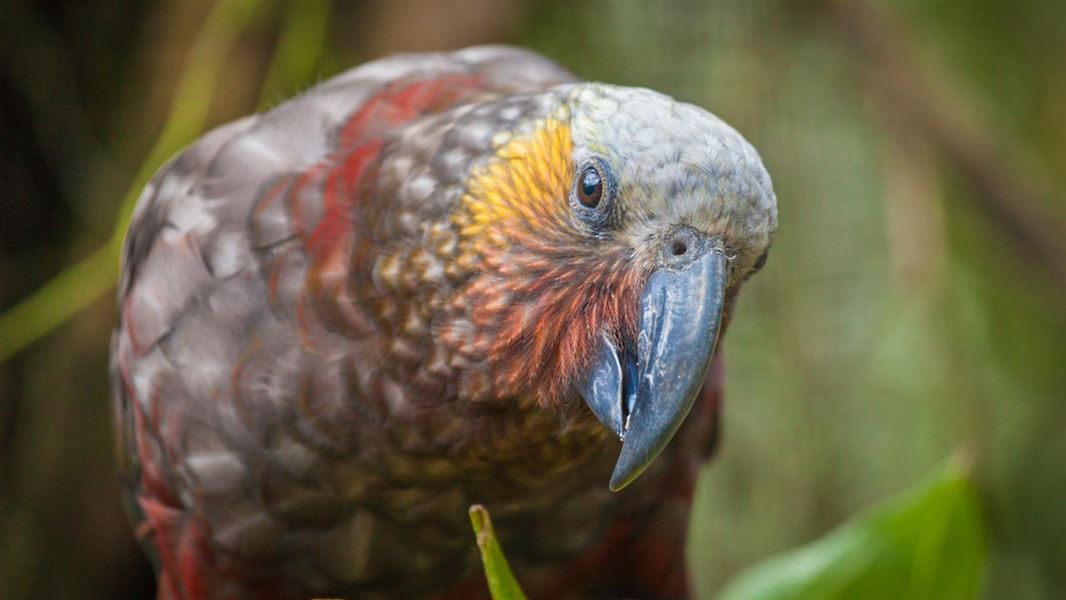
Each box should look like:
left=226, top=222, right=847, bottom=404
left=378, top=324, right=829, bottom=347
left=454, top=119, right=573, bottom=248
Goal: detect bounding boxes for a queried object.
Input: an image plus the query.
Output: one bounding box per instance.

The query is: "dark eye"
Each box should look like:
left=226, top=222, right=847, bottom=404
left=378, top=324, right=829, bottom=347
left=577, top=166, right=603, bottom=208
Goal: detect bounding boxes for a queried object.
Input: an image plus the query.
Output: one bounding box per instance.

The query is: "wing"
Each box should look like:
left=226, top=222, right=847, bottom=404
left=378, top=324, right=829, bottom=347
left=110, top=46, right=577, bottom=598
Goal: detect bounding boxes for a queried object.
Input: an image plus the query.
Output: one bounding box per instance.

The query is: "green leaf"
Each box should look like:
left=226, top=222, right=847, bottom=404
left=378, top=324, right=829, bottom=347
left=717, top=459, right=986, bottom=600
left=469, top=504, right=528, bottom=600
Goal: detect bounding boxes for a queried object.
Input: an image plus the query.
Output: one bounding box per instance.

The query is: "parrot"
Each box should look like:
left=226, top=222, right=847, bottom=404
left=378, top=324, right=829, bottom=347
left=110, top=46, right=777, bottom=600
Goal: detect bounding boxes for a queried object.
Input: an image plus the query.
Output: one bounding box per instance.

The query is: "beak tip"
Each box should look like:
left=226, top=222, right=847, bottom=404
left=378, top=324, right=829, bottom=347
left=607, top=447, right=646, bottom=492
left=608, top=471, right=629, bottom=492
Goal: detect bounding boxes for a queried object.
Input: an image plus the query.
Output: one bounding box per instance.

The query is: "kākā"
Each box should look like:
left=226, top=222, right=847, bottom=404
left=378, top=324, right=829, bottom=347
left=110, top=46, right=777, bottom=600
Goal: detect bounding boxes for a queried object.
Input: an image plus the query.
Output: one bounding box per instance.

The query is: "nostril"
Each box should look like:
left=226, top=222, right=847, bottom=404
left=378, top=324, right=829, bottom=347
left=671, top=240, right=688, bottom=256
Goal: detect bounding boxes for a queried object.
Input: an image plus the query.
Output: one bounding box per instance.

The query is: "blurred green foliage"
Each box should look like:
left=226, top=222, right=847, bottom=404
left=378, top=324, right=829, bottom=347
left=718, top=460, right=984, bottom=600
left=1, top=1, right=1063, bottom=599
left=0, top=0, right=262, bottom=362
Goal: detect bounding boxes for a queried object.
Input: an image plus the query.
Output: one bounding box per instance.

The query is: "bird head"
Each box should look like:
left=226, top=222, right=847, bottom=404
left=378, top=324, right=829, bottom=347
left=368, top=81, right=776, bottom=490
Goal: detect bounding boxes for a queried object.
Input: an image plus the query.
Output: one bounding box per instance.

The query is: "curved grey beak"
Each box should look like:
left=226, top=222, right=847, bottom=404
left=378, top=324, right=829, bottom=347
left=579, top=231, right=728, bottom=491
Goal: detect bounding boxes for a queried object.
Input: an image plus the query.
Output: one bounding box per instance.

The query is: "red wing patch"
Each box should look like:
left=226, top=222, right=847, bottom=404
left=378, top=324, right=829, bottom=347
left=252, top=74, right=485, bottom=342
left=336, top=74, right=485, bottom=150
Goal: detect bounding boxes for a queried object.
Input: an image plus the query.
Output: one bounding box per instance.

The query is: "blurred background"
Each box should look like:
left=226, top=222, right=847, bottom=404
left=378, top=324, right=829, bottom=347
left=1, top=1, right=1063, bottom=598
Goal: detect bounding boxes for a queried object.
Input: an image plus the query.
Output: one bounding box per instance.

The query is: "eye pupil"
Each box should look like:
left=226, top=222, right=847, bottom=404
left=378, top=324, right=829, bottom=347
left=578, top=166, right=603, bottom=208
left=582, top=171, right=600, bottom=196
